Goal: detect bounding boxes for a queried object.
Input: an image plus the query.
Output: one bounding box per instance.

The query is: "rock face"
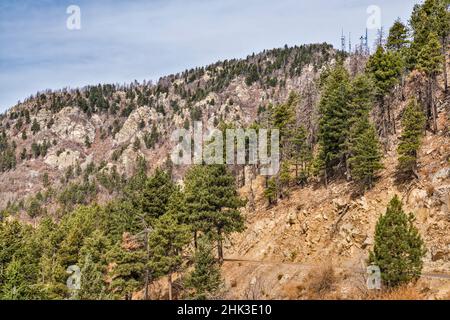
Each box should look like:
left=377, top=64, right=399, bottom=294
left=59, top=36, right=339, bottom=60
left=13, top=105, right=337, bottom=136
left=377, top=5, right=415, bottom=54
left=51, top=107, right=96, bottom=145
left=115, top=107, right=155, bottom=145
left=45, top=150, right=81, bottom=170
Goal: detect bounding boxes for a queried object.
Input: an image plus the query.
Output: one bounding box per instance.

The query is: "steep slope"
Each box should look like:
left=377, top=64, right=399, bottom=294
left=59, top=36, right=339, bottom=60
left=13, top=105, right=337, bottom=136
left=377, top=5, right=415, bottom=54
left=222, top=96, right=450, bottom=300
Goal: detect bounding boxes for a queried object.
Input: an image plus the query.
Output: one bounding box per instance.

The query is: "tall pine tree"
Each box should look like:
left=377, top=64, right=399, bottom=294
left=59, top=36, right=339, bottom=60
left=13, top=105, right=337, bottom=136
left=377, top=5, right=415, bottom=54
left=397, top=99, right=426, bottom=178
left=369, top=196, right=426, bottom=288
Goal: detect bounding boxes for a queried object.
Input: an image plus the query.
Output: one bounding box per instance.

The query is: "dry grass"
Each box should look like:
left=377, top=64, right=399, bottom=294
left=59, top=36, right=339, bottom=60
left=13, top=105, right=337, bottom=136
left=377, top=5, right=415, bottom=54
left=304, top=263, right=338, bottom=299
left=368, top=286, right=425, bottom=300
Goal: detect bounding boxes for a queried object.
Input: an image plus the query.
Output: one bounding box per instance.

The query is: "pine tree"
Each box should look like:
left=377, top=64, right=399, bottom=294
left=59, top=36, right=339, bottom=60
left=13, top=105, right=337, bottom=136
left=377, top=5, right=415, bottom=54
left=348, top=118, right=383, bottom=189
left=107, top=234, right=146, bottom=300
left=291, top=125, right=311, bottom=185
left=0, top=221, right=41, bottom=299
left=417, top=32, right=443, bottom=133
left=31, top=118, right=40, bottom=135
left=0, top=258, right=35, bottom=300
left=184, top=165, right=245, bottom=262
left=410, top=0, right=449, bottom=92
left=263, top=177, right=278, bottom=206
left=32, top=218, right=67, bottom=299
left=57, top=205, right=99, bottom=268
left=369, top=196, right=426, bottom=288
left=184, top=237, right=222, bottom=300
left=397, top=99, right=426, bottom=178
left=345, top=74, right=376, bottom=179
left=127, top=168, right=175, bottom=224
left=148, top=204, right=191, bottom=300
left=317, top=61, right=352, bottom=182
left=77, top=230, right=111, bottom=300
left=386, top=19, right=409, bottom=51
left=366, top=46, right=403, bottom=137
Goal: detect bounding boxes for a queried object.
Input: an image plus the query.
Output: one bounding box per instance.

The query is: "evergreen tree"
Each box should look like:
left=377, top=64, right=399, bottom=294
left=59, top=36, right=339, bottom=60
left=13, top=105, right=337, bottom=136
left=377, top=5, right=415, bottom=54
left=348, top=118, right=383, bottom=189
left=78, top=254, right=107, bottom=300
left=410, top=0, right=449, bottom=92
left=107, top=235, right=146, bottom=300
left=369, top=196, right=426, bottom=287
left=386, top=19, right=409, bottom=51
left=417, top=32, right=443, bottom=133
left=317, top=61, right=352, bottom=182
left=291, top=125, right=311, bottom=185
left=57, top=205, right=99, bottom=268
left=366, top=46, right=403, bottom=137
left=32, top=218, right=66, bottom=299
left=184, top=165, right=245, bottom=263
left=397, top=99, right=426, bottom=178
left=263, top=177, right=278, bottom=206
left=148, top=199, right=191, bottom=300
left=31, top=119, right=40, bottom=135
left=126, top=168, right=175, bottom=224
left=77, top=230, right=111, bottom=300
left=184, top=237, right=222, bottom=300
left=345, top=74, right=376, bottom=179
left=0, top=258, right=36, bottom=300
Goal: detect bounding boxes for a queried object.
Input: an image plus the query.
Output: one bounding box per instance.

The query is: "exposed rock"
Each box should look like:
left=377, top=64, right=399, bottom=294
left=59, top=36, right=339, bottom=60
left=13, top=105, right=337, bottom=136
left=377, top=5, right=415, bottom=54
left=115, top=107, right=155, bottom=145
left=51, top=107, right=95, bottom=145
left=44, top=150, right=81, bottom=170
left=432, top=167, right=450, bottom=184
left=409, top=188, right=429, bottom=208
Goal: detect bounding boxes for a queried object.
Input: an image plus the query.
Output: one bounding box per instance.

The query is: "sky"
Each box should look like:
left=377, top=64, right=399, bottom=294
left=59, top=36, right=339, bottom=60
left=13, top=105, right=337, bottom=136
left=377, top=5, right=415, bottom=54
left=0, top=0, right=419, bottom=112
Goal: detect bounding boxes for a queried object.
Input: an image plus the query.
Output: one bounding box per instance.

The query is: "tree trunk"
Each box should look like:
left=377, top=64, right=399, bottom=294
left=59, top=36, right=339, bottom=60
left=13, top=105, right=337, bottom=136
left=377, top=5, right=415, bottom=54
left=194, top=231, right=198, bottom=250
left=217, top=229, right=223, bottom=264
left=380, top=99, right=387, bottom=142
left=168, top=273, right=173, bottom=301
left=144, top=228, right=150, bottom=300
left=431, top=78, right=437, bottom=134
left=387, top=99, right=391, bottom=135
left=442, top=36, right=448, bottom=94
left=345, top=154, right=351, bottom=181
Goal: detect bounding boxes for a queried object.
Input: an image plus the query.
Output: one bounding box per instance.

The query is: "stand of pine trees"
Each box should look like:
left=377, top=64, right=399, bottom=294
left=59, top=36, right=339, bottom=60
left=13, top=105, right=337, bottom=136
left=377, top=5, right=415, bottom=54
left=0, top=163, right=243, bottom=300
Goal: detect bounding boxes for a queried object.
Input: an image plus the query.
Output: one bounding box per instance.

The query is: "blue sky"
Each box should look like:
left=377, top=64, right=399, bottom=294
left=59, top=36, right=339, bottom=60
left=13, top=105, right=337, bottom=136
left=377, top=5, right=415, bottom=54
left=0, top=0, right=418, bottom=112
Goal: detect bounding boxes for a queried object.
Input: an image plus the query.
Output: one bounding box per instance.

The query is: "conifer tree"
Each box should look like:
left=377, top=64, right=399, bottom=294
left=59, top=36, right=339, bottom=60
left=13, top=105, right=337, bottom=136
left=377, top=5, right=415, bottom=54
left=397, top=99, right=426, bottom=178
left=184, top=165, right=245, bottom=262
left=148, top=203, right=191, bottom=300
left=417, top=32, right=443, bottom=133
left=386, top=19, right=409, bottom=51
left=366, top=46, right=403, bottom=137
left=317, top=61, right=352, bottom=183
left=263, top=177, right=278, bottom=206
left=128, top=168, right=175, bottom=224
left=31, top=119, right=40, bottom=135
left=77, top=230, right=111, bottom=300
left=184, top=237, right=222, bottom=300
left=107, top=235, right=146, bottom=300
left=291, top=125, right=311, bottom=185
left=369, top=196, right=426, bottom=287
left=348, top=118, right=383, bottom=189
left=0, top=258, right=35, bottom=300
left=27, top=217, right=66, bottom=299
left=410, top=0, right=449, bottom=92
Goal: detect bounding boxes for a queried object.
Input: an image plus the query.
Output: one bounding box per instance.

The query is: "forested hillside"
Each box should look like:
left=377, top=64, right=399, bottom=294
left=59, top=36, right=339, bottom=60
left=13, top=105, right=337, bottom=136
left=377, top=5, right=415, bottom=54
left=0, top=0, right=449, bottom=300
